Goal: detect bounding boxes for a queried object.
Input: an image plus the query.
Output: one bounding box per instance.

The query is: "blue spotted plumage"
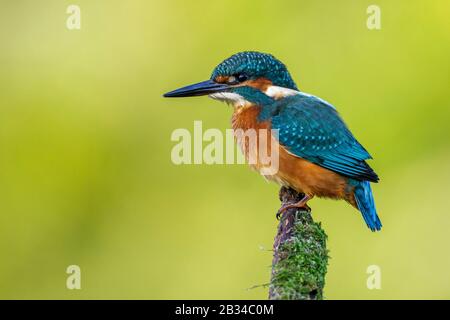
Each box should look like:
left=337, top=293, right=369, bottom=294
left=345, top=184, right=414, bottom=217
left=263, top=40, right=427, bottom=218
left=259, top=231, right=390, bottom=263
left=211, top=52, right=298, bottom=90
left=260, top=94, right=381, bottom=231
left=265, top=94, right=379, bottom=183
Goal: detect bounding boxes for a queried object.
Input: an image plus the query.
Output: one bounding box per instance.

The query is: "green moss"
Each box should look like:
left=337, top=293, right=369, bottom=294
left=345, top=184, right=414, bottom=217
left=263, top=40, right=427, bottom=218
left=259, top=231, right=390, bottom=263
left=270, top=212, right=329, bottom=300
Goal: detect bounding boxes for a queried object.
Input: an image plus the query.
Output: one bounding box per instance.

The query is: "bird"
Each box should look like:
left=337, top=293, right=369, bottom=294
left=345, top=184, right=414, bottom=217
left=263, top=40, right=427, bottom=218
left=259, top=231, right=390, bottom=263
left=164, top=51, right=381, bottom=231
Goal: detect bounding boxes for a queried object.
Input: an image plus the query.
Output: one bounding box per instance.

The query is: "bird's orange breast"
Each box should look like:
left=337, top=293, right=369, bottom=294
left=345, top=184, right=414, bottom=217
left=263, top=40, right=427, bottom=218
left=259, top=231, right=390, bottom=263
left=231, top=104, right=354, bottom=204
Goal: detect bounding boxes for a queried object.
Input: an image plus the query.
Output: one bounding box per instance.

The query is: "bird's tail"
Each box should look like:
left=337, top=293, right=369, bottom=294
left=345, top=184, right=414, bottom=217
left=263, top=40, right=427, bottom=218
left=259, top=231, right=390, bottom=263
left=354, top=181, right=382, bottom=231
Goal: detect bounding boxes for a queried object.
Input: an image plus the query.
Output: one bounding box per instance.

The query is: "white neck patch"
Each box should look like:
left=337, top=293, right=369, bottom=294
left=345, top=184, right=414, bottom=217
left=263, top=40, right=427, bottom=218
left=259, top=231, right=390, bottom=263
left=264, top=85, right=300, bottom=99
left=209, top=92, right=250, bottom=107
left=266, top=86, right=336, bottom=110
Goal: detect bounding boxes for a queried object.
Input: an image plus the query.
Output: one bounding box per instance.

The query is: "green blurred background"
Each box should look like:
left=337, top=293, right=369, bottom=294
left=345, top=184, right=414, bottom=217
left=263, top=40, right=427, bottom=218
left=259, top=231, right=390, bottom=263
left=0, top=0, right=449, bottom=299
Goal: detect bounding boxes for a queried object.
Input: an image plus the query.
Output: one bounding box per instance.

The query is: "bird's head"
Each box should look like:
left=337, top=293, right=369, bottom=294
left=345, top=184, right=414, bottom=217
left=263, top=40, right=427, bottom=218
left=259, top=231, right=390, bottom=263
left=163, top=51, right=299, bottom=106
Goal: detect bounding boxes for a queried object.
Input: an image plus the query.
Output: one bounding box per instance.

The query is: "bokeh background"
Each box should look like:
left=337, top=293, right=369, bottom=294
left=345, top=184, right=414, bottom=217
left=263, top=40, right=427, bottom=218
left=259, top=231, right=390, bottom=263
left=0, top=0, right=449, bottom=299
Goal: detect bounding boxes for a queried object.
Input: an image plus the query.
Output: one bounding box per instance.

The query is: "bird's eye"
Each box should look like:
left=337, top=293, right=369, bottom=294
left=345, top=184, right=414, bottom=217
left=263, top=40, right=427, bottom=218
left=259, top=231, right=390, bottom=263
left=237, top=74, right=248, bottom=82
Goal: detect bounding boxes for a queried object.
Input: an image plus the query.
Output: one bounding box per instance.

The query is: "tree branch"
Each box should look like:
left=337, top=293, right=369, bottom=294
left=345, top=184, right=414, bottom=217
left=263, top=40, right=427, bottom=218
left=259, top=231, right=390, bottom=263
left=269, top=187, right=329, bottom=300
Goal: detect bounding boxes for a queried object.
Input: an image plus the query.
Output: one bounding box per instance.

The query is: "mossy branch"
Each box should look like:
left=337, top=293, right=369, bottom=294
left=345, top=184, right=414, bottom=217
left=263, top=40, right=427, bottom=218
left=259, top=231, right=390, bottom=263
left=269, top=187, right=329, bottom=300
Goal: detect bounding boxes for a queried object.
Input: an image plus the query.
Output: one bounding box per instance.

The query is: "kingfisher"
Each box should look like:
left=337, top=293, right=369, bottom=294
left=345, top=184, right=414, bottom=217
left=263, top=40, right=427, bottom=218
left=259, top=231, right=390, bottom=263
left=164, top=51, right=381, bottom=231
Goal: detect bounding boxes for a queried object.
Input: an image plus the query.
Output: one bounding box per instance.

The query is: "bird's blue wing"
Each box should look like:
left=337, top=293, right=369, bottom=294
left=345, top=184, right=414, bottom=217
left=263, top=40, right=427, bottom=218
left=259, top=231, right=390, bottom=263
left=269, top=94, right=379, bottom=182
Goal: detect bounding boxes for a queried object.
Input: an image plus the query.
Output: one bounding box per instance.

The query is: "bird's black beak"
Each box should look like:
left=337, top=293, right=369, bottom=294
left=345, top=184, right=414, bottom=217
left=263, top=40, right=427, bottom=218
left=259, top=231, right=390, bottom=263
left=163, top=80, right=229, bottom=98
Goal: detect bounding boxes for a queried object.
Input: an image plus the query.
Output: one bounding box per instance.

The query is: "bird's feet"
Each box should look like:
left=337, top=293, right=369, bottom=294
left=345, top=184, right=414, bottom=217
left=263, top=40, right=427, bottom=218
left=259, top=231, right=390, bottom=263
left=276, top=195, right=312, bottom=220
